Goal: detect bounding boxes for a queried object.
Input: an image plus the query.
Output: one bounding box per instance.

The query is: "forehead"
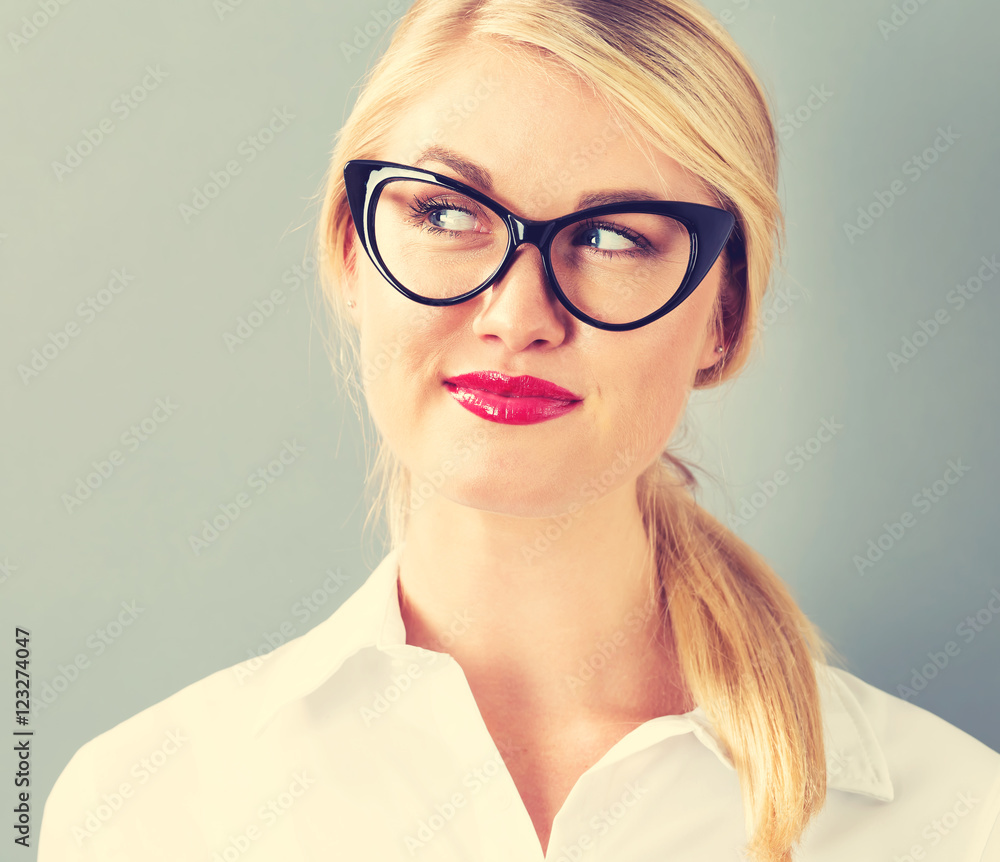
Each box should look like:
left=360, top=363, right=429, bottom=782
left=379, top=39, right=713, bottom=218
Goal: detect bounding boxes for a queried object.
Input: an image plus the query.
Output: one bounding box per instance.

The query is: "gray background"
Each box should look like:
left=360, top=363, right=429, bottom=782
left=1, top=0, right=998, bottom=854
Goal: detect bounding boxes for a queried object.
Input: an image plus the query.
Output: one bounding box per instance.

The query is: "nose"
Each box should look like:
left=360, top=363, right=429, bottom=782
left=470, top=242, right=571, bottom=351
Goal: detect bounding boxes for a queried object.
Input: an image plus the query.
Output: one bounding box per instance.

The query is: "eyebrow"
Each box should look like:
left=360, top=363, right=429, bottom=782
left=412, top=146, right=665, bottom=211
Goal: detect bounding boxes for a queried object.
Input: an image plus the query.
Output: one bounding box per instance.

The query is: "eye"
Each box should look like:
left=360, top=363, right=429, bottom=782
left=428, top=207, right=478, bottom=232
left=408, top=194, right=489, bottom=237
left=573, top=219, right=651, bottom=258
left=579, top=225, right=638, bottom=251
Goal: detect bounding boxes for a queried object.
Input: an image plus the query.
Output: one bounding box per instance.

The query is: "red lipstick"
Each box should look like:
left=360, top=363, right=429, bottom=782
left=444, top=371, right=582, bottom=425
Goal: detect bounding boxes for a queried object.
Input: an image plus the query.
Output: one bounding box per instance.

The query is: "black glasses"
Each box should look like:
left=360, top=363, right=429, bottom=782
left=343, top=159, right=736, bottom=331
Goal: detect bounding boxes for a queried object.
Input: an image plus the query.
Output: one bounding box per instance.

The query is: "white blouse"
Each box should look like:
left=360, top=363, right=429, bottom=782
left=39, top=546, right=1000, bottom=861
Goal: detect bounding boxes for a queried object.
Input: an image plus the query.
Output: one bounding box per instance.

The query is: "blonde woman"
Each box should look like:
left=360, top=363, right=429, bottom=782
left=39, top=1, right=1000, bottom=860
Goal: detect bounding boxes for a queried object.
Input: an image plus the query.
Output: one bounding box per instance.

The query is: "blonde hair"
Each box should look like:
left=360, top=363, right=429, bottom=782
left=313, top=1, right=842, bottom=859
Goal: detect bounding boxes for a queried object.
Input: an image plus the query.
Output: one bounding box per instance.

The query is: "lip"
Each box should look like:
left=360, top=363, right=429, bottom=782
left=444, top=371, right=582, bottom=425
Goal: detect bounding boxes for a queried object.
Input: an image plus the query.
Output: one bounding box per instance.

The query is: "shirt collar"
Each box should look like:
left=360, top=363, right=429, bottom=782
left=250, top=546, right=893, bottom=802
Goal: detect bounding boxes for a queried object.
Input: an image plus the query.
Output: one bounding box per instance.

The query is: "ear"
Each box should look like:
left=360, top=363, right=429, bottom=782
left=342, top=227, right=361, bottom=322
left=695, top=315, right=725, bottom=371
left=695, top=254, right=745, bottom=371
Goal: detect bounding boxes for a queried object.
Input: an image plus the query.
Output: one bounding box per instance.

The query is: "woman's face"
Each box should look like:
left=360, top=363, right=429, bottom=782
left=343, top=41, right=730, bottom=519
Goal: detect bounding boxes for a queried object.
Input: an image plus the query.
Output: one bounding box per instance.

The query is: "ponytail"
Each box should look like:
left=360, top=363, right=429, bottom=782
left=640, top=453, right=839, bottom=861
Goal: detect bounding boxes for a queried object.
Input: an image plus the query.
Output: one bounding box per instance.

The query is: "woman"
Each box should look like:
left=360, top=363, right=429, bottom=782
left=39, top=1, right=1000, bottom=860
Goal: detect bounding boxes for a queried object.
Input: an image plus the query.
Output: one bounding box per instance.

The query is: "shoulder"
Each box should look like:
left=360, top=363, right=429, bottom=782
left=815, top=663, right=1000, bottom=860
left=823, top=663, right=1000, bottom=772
left=37, top=596, right=357, bottom=860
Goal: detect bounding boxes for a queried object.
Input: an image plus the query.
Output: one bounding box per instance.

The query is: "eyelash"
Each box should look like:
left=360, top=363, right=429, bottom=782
left=575, top=218, right=652, bottom=259
left=406, top=195, right=480, bottom=237
left=406, top=195, right=653, bottom=258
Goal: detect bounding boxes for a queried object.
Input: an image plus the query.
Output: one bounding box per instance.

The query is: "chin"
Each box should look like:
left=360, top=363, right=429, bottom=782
left=408, top=464, right=610, bottom=522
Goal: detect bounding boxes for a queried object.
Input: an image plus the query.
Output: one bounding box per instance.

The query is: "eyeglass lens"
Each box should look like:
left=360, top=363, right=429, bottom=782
left=371, top=179, right=693, bottom=326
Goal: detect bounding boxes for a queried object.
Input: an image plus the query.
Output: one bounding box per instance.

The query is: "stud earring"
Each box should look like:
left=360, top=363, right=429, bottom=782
left=715, top=345, right=724, bottom=353
left=346, top=299, right=356, bottom=309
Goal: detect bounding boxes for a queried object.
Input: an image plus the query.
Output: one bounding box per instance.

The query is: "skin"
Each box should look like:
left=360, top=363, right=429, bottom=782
left=342, top=38, right=735, bottom=853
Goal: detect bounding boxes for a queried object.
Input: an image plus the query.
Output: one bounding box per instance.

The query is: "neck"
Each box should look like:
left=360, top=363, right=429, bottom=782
left=396, top=479, right=694, bottom=723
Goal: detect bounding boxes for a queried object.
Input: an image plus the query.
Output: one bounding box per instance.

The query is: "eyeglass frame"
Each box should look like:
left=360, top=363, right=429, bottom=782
left=343, top=158, right=737, bottom=332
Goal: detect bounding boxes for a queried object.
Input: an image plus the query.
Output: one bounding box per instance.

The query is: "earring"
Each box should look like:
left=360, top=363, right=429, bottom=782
left=346, top=299, right=356, bottom=309
left=715, top=345, right=724, bottom=353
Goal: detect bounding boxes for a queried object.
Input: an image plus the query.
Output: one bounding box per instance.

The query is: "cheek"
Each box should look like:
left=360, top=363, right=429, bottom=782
left=605, top=316, right=708, bottom=459
left=356, top=286, right=466, bottom=457
left=358, top=266, right=432, bottom=383
left=360, top=312, right=432, bottom=423
left=614, top=364, right=689, bottom=466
